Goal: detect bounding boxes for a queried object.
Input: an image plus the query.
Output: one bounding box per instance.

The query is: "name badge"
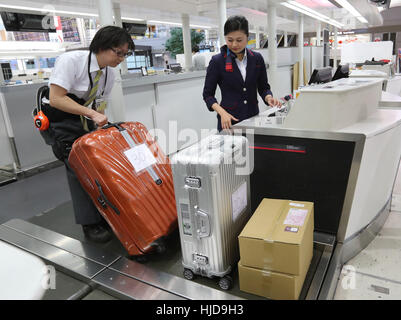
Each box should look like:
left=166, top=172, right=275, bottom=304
left=95, top=97, right=107, bottom=112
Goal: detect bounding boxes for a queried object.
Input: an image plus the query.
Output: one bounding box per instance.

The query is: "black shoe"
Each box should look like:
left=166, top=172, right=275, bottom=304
left=82, top=223, right=112, bottom=243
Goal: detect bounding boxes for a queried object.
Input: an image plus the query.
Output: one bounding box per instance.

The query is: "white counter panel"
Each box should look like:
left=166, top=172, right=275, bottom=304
left=339, top=109, right=401, bottom=137
left=122, top=84, right=156, bottom=131
left=386, top=76, right=401, bottom=96
left=380, top=91, right=401, bottom=109
left=284, top=78, right=383, bottom=131
left=154, top=77, right=217, bottom=155
left=344, top=123, right=401, bottom=240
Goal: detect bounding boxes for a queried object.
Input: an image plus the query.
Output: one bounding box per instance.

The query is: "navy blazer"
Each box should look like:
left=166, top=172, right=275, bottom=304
left=203, top=46, right=273, bottom=131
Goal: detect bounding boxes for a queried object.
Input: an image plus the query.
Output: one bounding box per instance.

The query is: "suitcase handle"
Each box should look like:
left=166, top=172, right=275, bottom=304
left=102, top=122, right=125, bottom=131
left=195, top=209, right=211, bottom=238
left=95, top=180, right=120, bottom=216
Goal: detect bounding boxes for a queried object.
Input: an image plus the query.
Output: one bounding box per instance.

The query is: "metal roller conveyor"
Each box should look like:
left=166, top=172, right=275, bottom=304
left=0, top=218, right=334, bottom=300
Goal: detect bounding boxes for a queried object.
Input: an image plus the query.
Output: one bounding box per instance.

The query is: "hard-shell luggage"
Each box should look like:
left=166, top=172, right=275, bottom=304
left=171, top=134, right=251, bottom=289
left=68, top=122, right=178, bottom=257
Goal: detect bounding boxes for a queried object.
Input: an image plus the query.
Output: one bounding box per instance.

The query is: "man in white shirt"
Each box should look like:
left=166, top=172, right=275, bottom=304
left=47, top=26, right=135, bottom=243
left=192, top=45, right=206, bottom=71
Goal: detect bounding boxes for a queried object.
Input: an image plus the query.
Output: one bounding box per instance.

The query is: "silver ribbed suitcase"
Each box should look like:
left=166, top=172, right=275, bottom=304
left=171, top=134, right=251, bottom=290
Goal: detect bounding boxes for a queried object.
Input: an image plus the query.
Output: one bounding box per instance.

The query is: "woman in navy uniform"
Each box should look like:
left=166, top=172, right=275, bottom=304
left=203, top=15, right=281, bottom=131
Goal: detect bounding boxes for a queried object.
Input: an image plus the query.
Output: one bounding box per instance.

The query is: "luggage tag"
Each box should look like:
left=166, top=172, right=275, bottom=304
left=124, top=144, right=157, bottom=173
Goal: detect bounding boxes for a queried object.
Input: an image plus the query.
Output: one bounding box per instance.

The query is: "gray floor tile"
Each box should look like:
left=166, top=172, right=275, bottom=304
left=334, top=270, right=401, bottom=300
left=0, top=166, right=71, bottom=224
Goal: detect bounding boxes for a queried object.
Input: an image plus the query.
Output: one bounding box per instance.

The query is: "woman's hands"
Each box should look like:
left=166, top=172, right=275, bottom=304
left=265, top=95, right=282, bottom=108
left=220, top=110, right=239, bottom=130
left=212, top=103, right=239, bottom=130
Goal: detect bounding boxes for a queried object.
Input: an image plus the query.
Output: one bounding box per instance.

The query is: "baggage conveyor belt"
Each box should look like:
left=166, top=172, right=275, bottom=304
left=0, top=203, right=336, bottom=300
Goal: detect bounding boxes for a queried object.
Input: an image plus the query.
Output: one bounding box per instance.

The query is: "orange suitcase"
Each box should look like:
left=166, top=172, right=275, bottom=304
left=68, top=122, right=178, bottom=257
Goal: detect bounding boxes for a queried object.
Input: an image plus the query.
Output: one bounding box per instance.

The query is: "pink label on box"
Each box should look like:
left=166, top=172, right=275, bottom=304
left=284, top=208, right=308, bottom=226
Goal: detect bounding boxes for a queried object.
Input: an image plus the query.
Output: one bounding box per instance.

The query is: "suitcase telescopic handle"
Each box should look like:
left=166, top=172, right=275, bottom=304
left=95, top=180, right=120, bottom=216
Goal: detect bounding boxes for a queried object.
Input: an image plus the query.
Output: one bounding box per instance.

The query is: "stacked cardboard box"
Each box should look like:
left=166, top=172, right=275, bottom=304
left=238, top=198, right=314, bottom=300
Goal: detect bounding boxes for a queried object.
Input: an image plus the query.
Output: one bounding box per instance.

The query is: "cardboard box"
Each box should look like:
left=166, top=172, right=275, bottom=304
left=238, top=261, right=307, bottom=300
left=238, top=198, right=314, bottom=275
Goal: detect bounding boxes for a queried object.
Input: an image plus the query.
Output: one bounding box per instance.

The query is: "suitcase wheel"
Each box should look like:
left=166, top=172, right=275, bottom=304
left=131, top=255, right=148, bottom=263
left=218, top=275, right=233, bottom=290
left=151, top=238, right=167, bottom=254
left=156, top=242, right=166, bottom=254
left=183, top=268, right=195, bottom=280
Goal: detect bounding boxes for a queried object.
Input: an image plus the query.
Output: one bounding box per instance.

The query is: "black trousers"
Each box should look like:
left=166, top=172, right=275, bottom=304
left=64, top=159, right=102, bottom=226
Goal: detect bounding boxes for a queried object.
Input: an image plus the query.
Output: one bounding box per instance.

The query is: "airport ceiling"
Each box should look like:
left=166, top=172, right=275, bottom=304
left=0, top=0, right=399, bottom=33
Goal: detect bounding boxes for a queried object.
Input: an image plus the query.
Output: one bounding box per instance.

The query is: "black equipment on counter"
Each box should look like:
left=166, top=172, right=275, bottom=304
left=308, top=67, right=333, bottom=85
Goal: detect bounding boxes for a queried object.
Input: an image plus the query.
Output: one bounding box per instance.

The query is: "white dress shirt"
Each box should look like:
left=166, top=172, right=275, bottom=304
left=235, top=49, right=248, bottom=82
left=49, top=50, right=115, bottom=101
left=192, top=52, right=206, bottom=70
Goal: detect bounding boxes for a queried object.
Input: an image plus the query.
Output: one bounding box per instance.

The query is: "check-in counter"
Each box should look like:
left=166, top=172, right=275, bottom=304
left=386, top=74, right=401, bottom=96
left=0, top=71, right=219, bottom=173
left=0, top=82, right=57, bottom=173
left=380, top=91, right=401, bottom=109
left=349, top=69, right=388, bottom=79
left=348, top=71, right=401, bottom=109
left=350, top=69, right=401, bottom=97
left=234, top=77, right=401, bottom=296
left=120, top=71, right=217, bottom=156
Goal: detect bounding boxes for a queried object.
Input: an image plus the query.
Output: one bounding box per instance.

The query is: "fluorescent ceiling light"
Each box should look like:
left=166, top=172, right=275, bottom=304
left=0, top=4, right=97, bottom=17
left=281, top=1, right=344, bottom=29
left=288, top=1, right=335, bottom=22
left=334, top=0, right=369, bottom=24
left=191, top=24, right=212, bottom=29
left=121, top=17, right=146, bottom=22
left=148, top=20, right=181, bottom=26
left=148, top=20, right=212, bottom=29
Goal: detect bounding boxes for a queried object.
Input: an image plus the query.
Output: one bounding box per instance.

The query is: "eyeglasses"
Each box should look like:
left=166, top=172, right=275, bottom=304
left=110, top=48, right=133, bottom=58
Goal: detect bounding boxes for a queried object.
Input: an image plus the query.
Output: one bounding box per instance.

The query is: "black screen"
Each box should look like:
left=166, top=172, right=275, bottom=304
left=332, top=64, right=349, bottom=81
left=122, top=22, right=147, bottom=36
left=249, top=134, right=355, bottom=235
left=1, top=12, right=56, bottom=32
left=1, top=63, right=12, bottom=80
left=309, top=67, right=333, bottom=85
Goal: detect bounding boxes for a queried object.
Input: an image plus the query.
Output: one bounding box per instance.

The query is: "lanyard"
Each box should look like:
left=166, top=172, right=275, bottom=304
left=87, top=51, right=108, bottom=97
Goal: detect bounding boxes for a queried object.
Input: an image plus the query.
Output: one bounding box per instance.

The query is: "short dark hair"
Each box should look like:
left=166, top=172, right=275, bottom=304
left=192, top=45, right=199, bottom=53
left=224, top=15, right=249, bottom=37
left=89, top=25, right=135, bottom=53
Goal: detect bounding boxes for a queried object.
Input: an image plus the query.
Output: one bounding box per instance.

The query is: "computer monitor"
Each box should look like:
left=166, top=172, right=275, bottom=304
left=332, top=64, right=349, bottom=81
left=169, top=63, right=182, bottom=73
left=308, top=67, right=333, bottom=85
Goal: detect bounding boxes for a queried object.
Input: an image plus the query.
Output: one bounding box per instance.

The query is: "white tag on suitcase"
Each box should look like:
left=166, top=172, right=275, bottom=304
left=124, top=144, right=157, bottom=173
